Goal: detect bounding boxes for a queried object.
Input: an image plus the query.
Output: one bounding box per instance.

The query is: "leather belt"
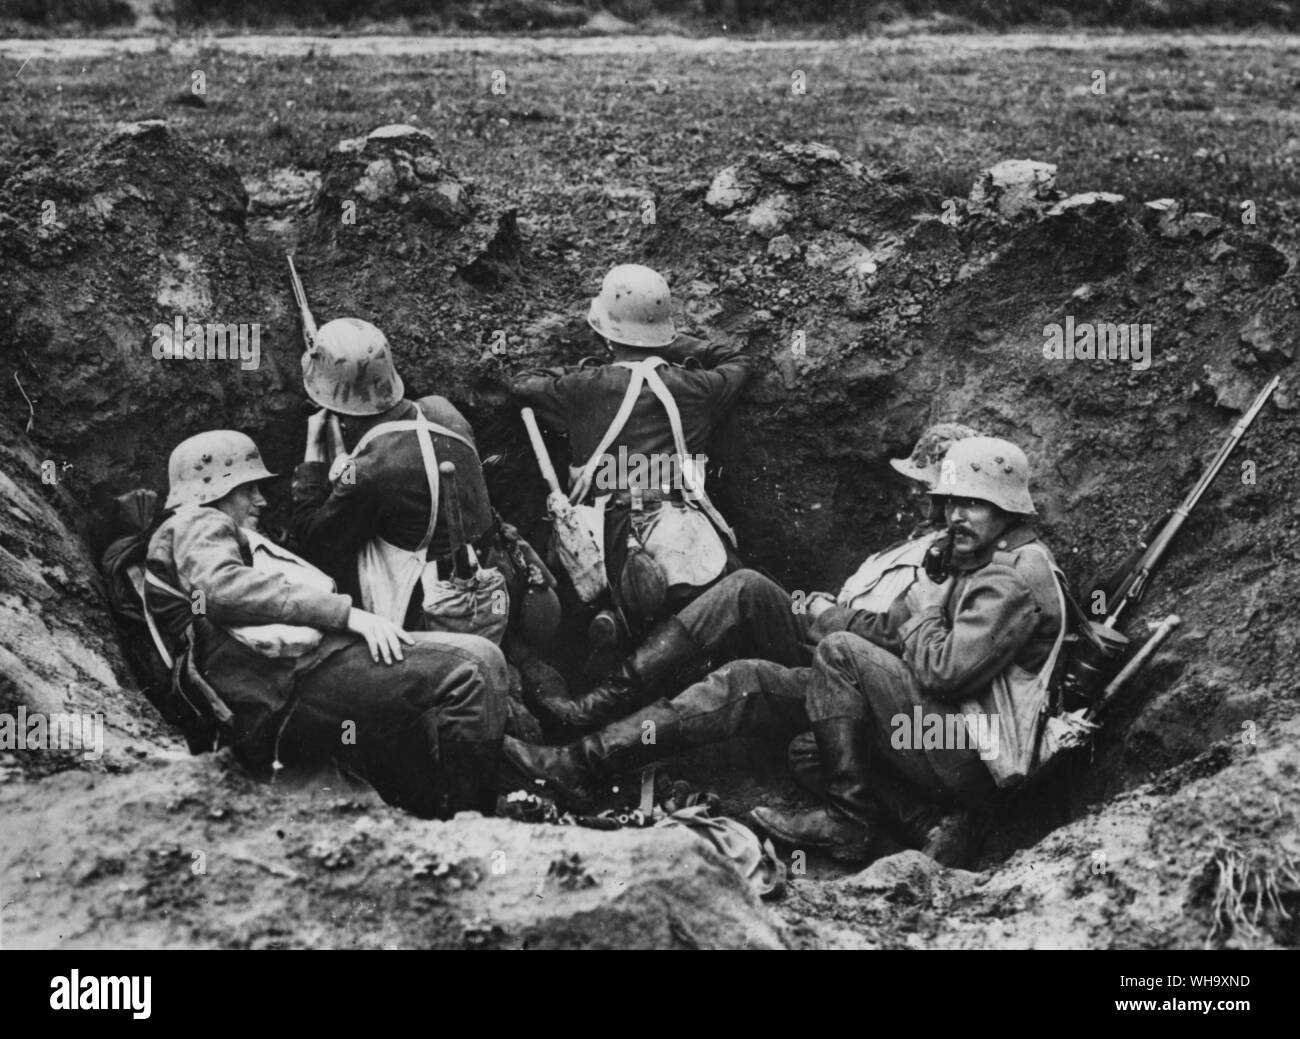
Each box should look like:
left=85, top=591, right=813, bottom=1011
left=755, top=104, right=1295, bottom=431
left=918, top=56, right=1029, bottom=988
left=607, top=488, right=683, bottom=507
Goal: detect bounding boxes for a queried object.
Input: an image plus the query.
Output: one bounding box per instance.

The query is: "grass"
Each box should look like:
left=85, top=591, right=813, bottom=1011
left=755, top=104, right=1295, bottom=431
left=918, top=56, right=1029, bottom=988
left=1204, top=835, right=1300, bottom=948
left=2, top=37, right=1298, bottom=234
left=10, top=0, right=1300, bottom=33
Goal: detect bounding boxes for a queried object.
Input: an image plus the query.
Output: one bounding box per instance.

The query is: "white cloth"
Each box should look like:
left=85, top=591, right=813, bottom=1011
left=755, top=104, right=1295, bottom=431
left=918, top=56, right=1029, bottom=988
left=836, top=531, right=941, bottom=613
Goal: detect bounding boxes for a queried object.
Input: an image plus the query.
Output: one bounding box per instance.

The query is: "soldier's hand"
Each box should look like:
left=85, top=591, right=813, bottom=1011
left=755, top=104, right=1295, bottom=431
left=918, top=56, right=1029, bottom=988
left=346, top=608, right=414, bottom=665
left=806, top=592, right=835, bottom=619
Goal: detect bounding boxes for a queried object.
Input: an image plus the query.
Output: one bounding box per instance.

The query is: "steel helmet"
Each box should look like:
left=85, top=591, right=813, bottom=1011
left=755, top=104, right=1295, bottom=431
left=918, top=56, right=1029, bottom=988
left=165, top=430, right=275, bottom=510
left=302, top=317, right=405, bottom=417
left=934, top=436, right=1037, bottom=515
left=587, top=264, right=676, bottom=349
left=889, top=422, right=982, bottom=487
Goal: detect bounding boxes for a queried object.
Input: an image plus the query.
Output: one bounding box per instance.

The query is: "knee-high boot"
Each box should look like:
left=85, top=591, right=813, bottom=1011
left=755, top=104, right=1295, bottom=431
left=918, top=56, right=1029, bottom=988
left=534, top=618, right=700, bottom=732
left=502, top=699, right=684, bottom=811
left=750, top=717, right=883, bottom=862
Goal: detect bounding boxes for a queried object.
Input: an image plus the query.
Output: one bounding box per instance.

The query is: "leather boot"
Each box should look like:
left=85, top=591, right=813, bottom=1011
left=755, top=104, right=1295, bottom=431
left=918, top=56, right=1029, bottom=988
left=865, top=764, right=975, bottom=868
left=750, top=718, right=882, bottom=863
left=535, top=617, right=699, bottom=732
left=502, top=699, right=684, bottom=811
left=434, top=740, right=501, bottom=819
left=786, top=731, right=822, bottom=795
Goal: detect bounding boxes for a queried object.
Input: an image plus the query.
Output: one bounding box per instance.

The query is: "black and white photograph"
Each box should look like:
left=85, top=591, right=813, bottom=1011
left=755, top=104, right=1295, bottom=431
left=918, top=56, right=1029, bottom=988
left=0, top=0, right=1296, bottom=979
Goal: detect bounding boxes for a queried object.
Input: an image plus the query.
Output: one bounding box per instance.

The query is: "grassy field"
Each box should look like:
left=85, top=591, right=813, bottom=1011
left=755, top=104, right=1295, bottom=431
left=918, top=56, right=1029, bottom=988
left=2, top=35, right=1298, bottom=238
left=9, top=0, right=1300, bottom=34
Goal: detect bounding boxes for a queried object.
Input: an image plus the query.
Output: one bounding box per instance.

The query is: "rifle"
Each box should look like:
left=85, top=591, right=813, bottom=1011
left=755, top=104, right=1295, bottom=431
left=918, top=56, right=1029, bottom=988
left=287, top=254, right=345, bottom=464
left=1101, top=375, right=1280, bottom=627
left=286, top=254, right=317, bottom=353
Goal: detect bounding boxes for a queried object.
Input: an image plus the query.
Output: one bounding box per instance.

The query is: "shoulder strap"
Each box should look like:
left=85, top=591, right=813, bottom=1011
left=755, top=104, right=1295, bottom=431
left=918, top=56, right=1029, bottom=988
left=640, top=363, right=738, bottom=546
left=354, top=418, right=476, bottom=455
left=567, top=359, right=661, bottom=505
left=1015, top=541, right=1070, bottom=681
left=412, top=410, right=441, bottom=555
left=141, top=569, right=189, bottom=670
left=348, top=413, right=447, bottom=557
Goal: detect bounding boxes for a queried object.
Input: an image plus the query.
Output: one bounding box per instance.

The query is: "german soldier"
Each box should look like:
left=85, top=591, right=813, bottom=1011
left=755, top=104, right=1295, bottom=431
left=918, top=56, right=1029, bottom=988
left=511, top=263, right=753, bottom=715
left=503, top=436, right=1062, bottom=866
left=147, top=430, right=508, bottom=818
left=533, top=422, right=980, bottom=733
left=290, top=317, right=562, bottom=734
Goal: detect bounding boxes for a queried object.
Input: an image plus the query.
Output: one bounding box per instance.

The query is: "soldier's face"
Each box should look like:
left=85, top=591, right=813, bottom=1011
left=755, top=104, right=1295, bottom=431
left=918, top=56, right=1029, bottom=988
left=946, top=497, right=1008, bottom=557
left=215, top=482, right=266, bottom=531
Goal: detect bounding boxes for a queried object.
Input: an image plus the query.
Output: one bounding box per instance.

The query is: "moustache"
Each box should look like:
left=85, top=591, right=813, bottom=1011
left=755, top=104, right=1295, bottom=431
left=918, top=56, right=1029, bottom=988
left=949, top=526, right=975, bottom=538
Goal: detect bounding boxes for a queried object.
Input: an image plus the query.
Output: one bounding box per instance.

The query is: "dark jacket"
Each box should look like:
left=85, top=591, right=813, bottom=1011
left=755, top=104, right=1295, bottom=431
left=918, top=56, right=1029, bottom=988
left=291, top=396, right=495, bottom=604
left=510, top=334, right=752, bottom=498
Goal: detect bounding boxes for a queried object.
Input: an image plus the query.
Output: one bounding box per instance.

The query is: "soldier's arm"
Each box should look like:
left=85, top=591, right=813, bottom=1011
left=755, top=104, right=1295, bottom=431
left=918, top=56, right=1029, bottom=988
left=695, top=341, right=753, bottom=413
left=897, top=565, right=1040, bottom=701
left=509, top=369, right=574, bottom=432
left=809, top=595, right=911, bottom=653
left=291, top=458, right=381, bottom=567
left=172, top=509, right=352, bottom=629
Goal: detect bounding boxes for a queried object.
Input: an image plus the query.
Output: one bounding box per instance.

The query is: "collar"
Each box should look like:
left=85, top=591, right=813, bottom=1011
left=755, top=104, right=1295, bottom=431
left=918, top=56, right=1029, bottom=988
left=347, top=399, right=414, bottom=444
left=950, top=521, right=1038, bottom=572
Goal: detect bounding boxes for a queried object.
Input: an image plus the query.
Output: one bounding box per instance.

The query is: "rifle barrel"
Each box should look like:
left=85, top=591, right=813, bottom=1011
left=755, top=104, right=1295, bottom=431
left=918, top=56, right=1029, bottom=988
left=286, top=254, right=318, bottom=343
left=1105, top=375, right=1279, bottom=626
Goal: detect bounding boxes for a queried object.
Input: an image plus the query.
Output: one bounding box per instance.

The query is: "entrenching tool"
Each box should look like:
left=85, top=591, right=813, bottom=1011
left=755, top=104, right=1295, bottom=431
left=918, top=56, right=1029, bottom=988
left=520, top=408, right=605, bottom=602
left=1037, top=613, right=1184, bottom=778
left=1087, top=613, right=1181, bottom=723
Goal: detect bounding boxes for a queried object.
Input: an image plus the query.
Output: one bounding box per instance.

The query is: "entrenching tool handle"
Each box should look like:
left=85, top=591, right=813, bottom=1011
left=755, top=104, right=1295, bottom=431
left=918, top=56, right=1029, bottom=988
left=520, top=410, right=606, bottom=602
left=1087, top=614, right=1182, bottom=721
left=287, top=254, right=318, bottom=351
left=520, top=408, right=564, bottom=497
left=439, top=461, right=473, bottom=579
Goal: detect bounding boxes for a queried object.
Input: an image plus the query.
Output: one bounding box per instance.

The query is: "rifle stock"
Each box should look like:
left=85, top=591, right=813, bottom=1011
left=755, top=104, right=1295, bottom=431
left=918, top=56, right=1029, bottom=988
left=1104, top=375, right=1280, bottom=626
